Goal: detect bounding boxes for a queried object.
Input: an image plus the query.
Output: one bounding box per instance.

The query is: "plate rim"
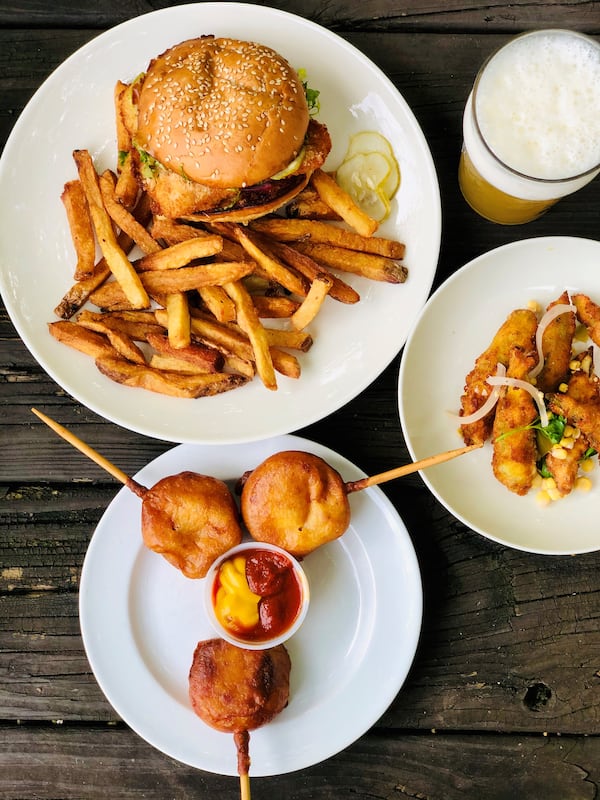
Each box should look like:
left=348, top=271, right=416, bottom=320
left=0, top=1, right=441, bottom=445
left=398, top=234, right=600, bottom=555
left=79, top=433, right=424, bottom=775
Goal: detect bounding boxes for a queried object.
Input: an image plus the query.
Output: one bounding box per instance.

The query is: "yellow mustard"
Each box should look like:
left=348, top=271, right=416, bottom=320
left=214, top=555, right=260, bottom=631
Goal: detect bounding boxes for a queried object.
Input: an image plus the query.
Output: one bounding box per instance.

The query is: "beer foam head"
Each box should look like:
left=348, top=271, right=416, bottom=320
left=474, top=30, right=600, bottom=180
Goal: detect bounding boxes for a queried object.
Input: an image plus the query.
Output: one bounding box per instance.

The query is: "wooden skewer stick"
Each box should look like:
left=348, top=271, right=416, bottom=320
left=239, top=773, right=251, bottom=800
left=31, top=407, right=147, bottom=497
left=344, top=443, right=482, bottom=494
left=234, top=731, right=251, bottom=800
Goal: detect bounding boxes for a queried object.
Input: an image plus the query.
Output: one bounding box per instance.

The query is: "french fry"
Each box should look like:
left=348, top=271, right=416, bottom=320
left=181, top=311, right=300, bottom=380
left=250, top=216, right=406, bottom=260
left=251, top=295, right=300, bottom=318
left=61, top=180, right=96, bottom=280
left=296, top=241, right=408, bottom=284
left=286, top=185, right=341, bottom=220
left=114, top=153, right=139, bottom=209
left=148, top=353, right=216, bottom=374
left=146, top=331, right=224, bottom=373
left=165, top=292, right=191, bottom=349
left=89, top=280, right=137, bottom=312
left=73, top=149, right=150, bottom=309
left=55, top=193, right=154, bottom=318
left=99, top=170, right=160, bottom=255
left=265, top=237, right=360, bottom=305
left=96, top=354, right=248, bottom=398
left=311, top=168, right=378, bottom=237
left=198, top=285, right=237, bottom=322
left=48, top=320, right=116, bottom=360
left=115, top=78, right=139, bottom=141
left=150, top=216, right=222, bottom=246
left=264, top=328, right=314, bottom=352
left=142, top=261, right=254, bottom=293
left=310, top=169, right=379, bottom=236
left=76, top=309, right=164, bottom=342
left=135, top=235, right=223, bottom=271
left=216, top=222, right=308, bottom=297
left=114, top=80, right=133, bottom=154
left=102, top=329, right=147, bottom=364
left=223, top=281, right=277, bottom=390
left=291, top=274, right=333, bottom=330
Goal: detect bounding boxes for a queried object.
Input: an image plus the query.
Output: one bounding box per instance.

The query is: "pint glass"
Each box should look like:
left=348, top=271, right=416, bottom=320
left=459, top=29, right=600, bottom=225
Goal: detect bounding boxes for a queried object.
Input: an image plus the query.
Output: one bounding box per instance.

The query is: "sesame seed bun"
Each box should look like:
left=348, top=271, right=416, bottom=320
left=136, top=36, right=311, bottom=189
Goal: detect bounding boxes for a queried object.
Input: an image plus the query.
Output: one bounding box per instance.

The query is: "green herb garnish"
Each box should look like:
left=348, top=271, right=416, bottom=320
left=298, top=68, right=321, bottom=116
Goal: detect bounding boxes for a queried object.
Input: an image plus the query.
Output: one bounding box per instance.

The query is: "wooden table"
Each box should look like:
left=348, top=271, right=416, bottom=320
left=1, top=2, right=600, bottom=798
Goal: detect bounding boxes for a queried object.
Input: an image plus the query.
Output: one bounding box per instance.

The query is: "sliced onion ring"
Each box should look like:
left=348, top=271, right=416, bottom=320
left=448, top=364, right=506, bottom=425
left=529, top=302, right=576, bottom=379
left=487, top=375, right=549, bottom=428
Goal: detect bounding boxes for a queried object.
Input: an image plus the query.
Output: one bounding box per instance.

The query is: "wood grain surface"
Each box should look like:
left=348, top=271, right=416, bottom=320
left=1, top=2, right=600, bottom=798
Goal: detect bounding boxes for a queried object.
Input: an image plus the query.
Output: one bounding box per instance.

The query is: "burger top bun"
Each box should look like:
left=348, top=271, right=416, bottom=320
left=136, top=36, right=311, bottom=189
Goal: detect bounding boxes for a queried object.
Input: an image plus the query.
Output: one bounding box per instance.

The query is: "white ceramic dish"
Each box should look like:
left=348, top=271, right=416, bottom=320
left=0, top=2, right=440, bottom=445
left=79, top=434, right=423, bottom=777
left=398, top=236, right=600, bottom=555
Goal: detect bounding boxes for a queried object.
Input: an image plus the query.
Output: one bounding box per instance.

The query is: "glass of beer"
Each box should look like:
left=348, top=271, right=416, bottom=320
left=459, top=29, right=600, bottom=225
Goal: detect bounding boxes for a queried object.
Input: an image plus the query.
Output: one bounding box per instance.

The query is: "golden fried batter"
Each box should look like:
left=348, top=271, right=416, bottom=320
left=536, top=291, right=576, bottom=393
left=188, top=638, right=291, bottom=733
left=491, top=347, right=539, bottom=496
left=141, top=471, right=242, bottom=578
left=240, top=450, right=351, bottom=557
left=547, top=373, right=600, bottom=453
left=460, top=308, right=538, bottom=446
left=545, top=435, right=590, bottom=497
left=573, top=293, right=600, bottom=345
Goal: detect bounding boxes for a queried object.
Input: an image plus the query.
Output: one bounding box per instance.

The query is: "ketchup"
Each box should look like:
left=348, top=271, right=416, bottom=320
left=212, top=548, right=304, bottom=643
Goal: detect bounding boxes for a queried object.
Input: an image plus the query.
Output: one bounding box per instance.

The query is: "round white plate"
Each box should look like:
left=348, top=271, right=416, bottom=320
left=399, top=236, right=600, bottom=555
left=0, top=3, right=440, bottom=445
left=79, top=434, right=423, bottom=776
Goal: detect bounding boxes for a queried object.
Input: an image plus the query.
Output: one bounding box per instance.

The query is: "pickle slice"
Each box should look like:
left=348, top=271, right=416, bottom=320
left=343, top=131, right=400, bottom=200
left=335, top=152, right=393, bottom=221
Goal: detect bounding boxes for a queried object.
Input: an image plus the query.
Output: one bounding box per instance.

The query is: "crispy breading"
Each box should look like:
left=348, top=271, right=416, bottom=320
left=547, top=372, right=600, bottom=453
left=460, top=308, right=538, bottom=446
left=491, top=346, right=539, bottom=496
left=573, top=293, right=600, bottom=345
left=545, top=435, right=590, bottom=497
left=536, top=291, right=576, bottom=393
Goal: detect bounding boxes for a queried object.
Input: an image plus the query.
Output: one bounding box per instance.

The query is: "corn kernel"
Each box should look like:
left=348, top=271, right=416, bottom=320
left=558, top=382, right=569, bottom=393
left=527, top=299, right=540, bottom=312
left=532, top=473, right=543, bottom=488
left=542, top=476, right=557, bottom=491
left=563, top=424, right=575, bottom=438
left=547, top=487, right=562, bottom=502
left=559, top=437, right=575, bottom=450
left=575, top=476, right=592, bottom=493
left=551, top=447, right=568, bottom=460
left=536, top=490, right=551, bottom=506
left=581, top=458, right=595, bottom=473
left=581, top=354, right=592, bottom=374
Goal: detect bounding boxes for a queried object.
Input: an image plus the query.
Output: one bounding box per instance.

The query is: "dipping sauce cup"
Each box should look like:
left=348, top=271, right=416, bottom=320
left=204, top=541, right=309, bottom=650
left=459, top=29, right=600, bottom=224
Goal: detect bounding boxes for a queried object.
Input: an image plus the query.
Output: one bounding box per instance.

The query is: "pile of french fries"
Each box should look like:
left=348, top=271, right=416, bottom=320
left=51, top=87, right=407, bottom=399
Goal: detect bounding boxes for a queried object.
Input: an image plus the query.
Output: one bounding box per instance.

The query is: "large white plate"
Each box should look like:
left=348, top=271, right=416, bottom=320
left=0, top=3, right=440, bottom=445
left=398, top=236, right=600, bottom=555
left=79, top=434, right=423, bottom=776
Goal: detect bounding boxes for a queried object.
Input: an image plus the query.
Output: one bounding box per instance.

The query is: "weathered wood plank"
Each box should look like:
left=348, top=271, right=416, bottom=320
left=0, top=725, right=597, bottom=800
left=2, top=498, right=600, bottom=734
left=0, top=1, right=598, bottom=33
